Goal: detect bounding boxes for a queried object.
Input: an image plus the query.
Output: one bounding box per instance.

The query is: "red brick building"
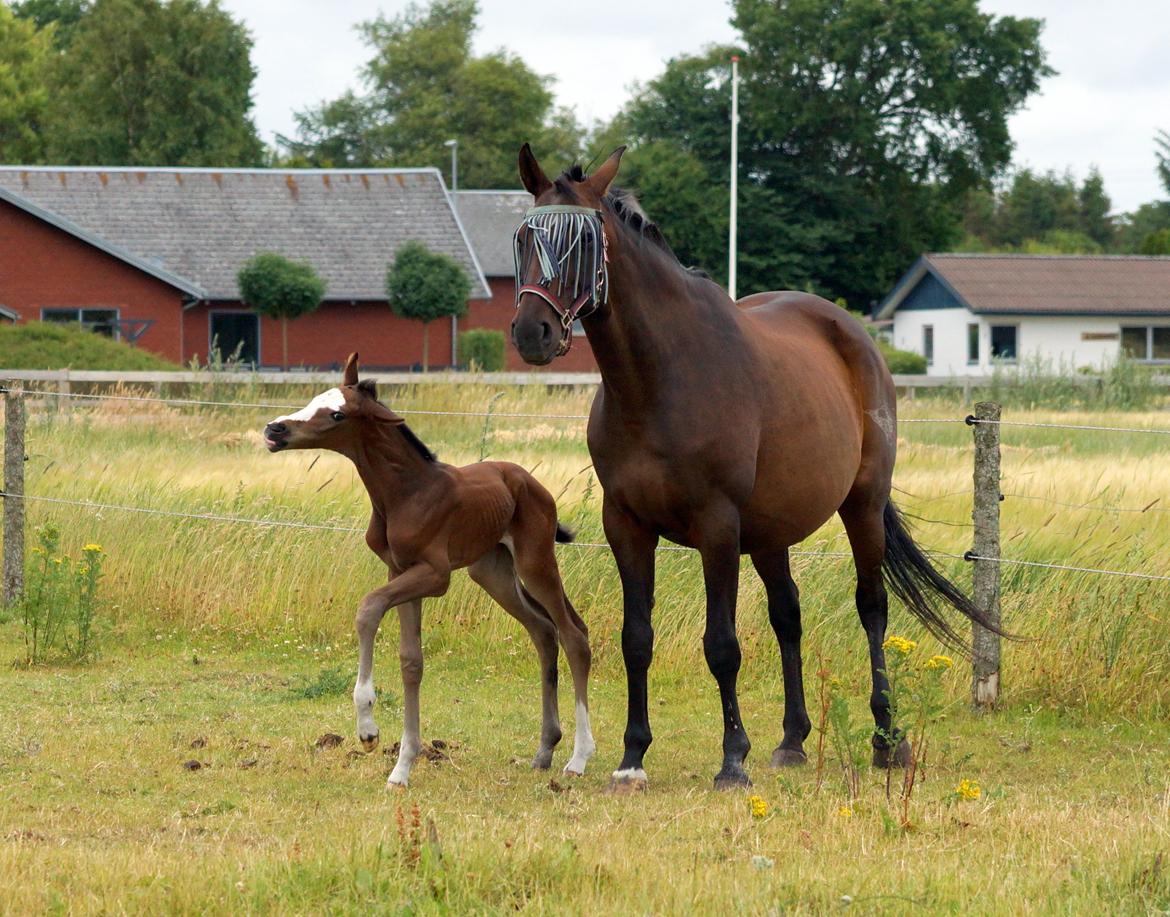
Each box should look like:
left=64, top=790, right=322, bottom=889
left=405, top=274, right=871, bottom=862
left=0, top=166, right=545, bottom=371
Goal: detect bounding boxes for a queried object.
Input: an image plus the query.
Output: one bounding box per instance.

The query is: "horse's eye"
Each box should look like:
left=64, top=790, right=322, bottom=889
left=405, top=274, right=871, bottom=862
left=331, top=411, right=346, bottom=422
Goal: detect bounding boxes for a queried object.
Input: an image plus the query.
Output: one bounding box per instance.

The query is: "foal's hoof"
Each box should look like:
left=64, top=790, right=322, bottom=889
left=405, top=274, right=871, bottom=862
left=872, top=738, right=912, bottom=769
left=607, top=768, right=649, bottom=794
left=713, top=765, right=752, bottom=790
left=770, top=746, right=808, bottom=768
left=360, top=732, right=380, bottom=753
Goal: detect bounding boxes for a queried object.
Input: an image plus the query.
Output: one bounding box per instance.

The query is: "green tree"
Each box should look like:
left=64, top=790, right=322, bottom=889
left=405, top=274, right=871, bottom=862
left=1115, top=201, right=1170, bottom=253
left=287, top=0, right=583, bottom=187
left=1138, top=228, right=1170, bottom=256
left=0, top=3, right=53, bottom=162
left=237, top=253, right=327, bottom=371
left=386, top=241, right=469, bottom=371
left=11, top=0, right=88, bottom=47
left=1156, top=129, right=1170, bottom=196
left=44, top=0, right=264, bottom=166
left=611, top=0, right=1050, bottom=307
left=1077, top=167, right=1113, bottom=248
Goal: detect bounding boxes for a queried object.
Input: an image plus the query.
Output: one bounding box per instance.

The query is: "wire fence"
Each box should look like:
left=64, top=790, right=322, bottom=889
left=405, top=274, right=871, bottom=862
left=3, top=385, right=1168, bottom=584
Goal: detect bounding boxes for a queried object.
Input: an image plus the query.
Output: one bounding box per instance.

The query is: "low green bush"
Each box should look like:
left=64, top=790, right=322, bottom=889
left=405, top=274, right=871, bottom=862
left=878, top=340, right=928, bottom=374
left=457, top=329, right=506, bottom=372
left=0, top=322, right=180, bottom=370
left=17, top=525, right=105, bottom=664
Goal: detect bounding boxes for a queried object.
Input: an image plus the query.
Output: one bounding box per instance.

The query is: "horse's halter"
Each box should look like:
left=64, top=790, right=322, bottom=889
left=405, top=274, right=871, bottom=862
left=512, top=204, right=609, bottom=356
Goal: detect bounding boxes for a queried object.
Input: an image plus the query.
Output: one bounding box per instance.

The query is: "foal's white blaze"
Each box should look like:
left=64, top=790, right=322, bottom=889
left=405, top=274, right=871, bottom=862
left=271, top=387, right=347, bottom=425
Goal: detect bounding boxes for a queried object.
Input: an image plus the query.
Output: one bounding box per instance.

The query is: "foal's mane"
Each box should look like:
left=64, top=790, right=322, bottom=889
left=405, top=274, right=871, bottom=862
left=558, top=165, right=708, bottom=278
left=356, top=379, right=436, bottom=462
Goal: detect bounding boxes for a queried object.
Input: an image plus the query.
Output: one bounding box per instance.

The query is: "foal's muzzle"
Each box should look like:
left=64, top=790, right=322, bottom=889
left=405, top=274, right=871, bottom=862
left=263, top=421, right=289, bottom=452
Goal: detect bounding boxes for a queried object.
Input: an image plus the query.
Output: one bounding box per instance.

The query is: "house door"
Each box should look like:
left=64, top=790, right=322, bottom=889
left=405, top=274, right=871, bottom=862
left=209, top=312, right=259, bottom=367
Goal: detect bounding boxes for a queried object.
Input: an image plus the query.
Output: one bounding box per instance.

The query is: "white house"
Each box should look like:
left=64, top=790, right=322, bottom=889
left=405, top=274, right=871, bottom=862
left=876, top=254, right=1170, bottom=377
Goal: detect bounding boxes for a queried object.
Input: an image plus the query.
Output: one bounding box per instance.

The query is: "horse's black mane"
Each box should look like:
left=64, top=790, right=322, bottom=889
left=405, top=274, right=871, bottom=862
left=357, top=378, right=436, bottom=462
left=559, top=164, right=709, bottom=279
left=398, top=423, right=437, bottom=462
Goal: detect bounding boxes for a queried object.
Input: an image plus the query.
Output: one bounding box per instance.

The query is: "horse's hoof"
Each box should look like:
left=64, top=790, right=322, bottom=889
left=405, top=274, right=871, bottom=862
left=872, top=738, right=912, bottom=769
left=713, top=766, right=752, bottom=790
left=360, top=732, right=380, bottom=753
left=770, top=746, right=808, bottom=768
left=607, top=768, right=648, bottom=794
left=563, top=758, right=589, bottom=777
left=386, top=776, right=408, bottom=790
left=531, top=751, right=553, bottom=771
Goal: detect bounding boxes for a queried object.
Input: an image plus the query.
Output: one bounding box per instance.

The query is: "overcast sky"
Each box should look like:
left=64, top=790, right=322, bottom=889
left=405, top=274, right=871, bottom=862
left=223, top=0, right=1169, bottom=213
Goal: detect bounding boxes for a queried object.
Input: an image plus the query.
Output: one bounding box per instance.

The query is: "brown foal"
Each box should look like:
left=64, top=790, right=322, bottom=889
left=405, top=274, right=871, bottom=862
left=263, top=353, right=593, bottom=786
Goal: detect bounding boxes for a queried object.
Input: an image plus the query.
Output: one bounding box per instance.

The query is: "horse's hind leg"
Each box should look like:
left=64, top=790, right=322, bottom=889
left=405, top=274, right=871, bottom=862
left=510, top=531, right=595, bottom=777
left=839, top=497, right=912, bottom=769
left=468, top=545, right=563, bottom=769
left=751, top=549, right=811, bottom=766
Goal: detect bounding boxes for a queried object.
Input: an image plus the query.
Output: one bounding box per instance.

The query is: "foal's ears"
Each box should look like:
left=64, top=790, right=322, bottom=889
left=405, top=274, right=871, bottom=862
left=342, top=352, right=360, bottom=386
left=587, top=146, right=626, bottom=197
left=356, top=378, right=405, bottom=425
left=518, top=143, right=552, bottom=197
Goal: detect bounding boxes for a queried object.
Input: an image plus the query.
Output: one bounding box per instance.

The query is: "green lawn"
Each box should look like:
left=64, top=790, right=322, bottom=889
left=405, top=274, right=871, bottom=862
left=1, top=384, right=1168, bottom=913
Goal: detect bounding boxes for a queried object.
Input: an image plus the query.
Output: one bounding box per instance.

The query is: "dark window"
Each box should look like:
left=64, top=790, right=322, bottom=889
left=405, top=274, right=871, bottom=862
left=209, top=312, right=260, bottom=367
left=1120, top=326, right=1170, bottom=362
left=1154, top=327, right=1170, bottom=361
left=1121, top=326, right=1148, bottom=359
left=42, top=307, right=119, bottom=338
left=990, top=325, right=1018, bottom=361
left=967, top=323, right=980, bottom=364
left=922, top=325, right=934, bottom=365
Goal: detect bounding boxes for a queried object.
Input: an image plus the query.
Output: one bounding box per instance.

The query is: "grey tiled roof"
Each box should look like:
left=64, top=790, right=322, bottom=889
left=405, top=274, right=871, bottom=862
left=453, top=190, right=532, bottom=276
left=0, top=167, right=490, bottom=300
left=880, top=253, right=1170, bottom=318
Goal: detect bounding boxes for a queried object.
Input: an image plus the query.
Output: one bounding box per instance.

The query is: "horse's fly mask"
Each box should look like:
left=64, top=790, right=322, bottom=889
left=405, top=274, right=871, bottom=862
left=512, top=204, right=608, bottom=355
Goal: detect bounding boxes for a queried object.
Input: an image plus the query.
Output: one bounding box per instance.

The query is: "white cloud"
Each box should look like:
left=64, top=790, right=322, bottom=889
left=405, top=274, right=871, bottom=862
left=225, top=0, right=1168, bottom=211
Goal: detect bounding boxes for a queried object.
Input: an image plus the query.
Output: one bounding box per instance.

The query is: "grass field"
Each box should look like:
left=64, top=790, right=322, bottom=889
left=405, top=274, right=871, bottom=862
left=2, top=382, right=1169, bottom=914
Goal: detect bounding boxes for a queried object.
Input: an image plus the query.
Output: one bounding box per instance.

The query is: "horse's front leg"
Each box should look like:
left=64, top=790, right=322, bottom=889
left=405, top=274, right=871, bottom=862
left=698, top=501, right=751, bottom=789
left=603, top=499, right=658, bottom=792
left=351, top=563, right=448, bottom=787
left=388, top=599, right=424, bottom=787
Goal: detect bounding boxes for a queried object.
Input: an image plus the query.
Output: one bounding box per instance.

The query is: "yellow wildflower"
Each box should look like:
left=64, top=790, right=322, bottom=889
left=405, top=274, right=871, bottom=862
left=53, top=558, right=64, bottom=566
left=30, top=546, right=45, bottom=555
left=883, top=635, right=917, bottom=656
left=954, top=779, right=981, bottom=801
left=77, top=564, right=89, bottom=576
left=924, top=654, right=954, bottom=671
left=83, top=543, right=103, bottom=553
left=748, top=795, right=768, bottom=819
left=837, top=805, right=853, bottom=819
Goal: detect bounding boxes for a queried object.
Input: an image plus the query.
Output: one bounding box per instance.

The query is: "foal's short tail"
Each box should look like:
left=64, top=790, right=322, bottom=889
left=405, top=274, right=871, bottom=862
left=555, top=523, right=575, bottom=544
left=882, top=501, right=1009, bottom=653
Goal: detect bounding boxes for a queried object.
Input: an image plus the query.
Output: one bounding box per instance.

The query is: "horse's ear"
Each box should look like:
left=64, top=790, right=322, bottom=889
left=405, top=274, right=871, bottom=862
left=357, top=378, right=404, bottom=425
left=588, top=146, right=626, bottom=197
left=342, top=352, right=360, bottom=386
left=518, top=143, right=551, bottom=197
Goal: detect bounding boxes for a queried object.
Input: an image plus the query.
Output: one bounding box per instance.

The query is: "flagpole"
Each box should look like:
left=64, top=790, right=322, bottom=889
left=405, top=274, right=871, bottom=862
left=728, top=54, right=739, bottom=301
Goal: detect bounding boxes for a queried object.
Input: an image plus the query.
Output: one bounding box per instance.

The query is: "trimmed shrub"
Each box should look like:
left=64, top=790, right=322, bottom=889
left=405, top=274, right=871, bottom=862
left=458, top=329, right=506, bottom=372
left=878, top=340, right=928, bottom=375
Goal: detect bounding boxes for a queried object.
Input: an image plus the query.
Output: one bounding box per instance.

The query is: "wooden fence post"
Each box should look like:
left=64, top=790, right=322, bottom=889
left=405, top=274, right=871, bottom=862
left=968, top=401, right=1001, bottom=708
left=3, top=384, right=26, bottom=606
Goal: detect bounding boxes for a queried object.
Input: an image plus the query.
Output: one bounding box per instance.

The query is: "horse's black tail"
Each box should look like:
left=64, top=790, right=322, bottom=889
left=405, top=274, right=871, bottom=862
left=555, top=523, right=575, bottom=544
left=882, top=501, right=1008, bottom=653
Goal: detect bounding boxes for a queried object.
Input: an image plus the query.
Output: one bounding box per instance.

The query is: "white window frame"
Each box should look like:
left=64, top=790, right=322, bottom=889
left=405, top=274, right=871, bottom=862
left=1120, top=325, right=1170, bottom=364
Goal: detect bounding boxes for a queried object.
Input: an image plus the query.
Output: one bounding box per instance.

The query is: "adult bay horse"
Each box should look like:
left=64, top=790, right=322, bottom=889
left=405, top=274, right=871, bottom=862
left=263, top=354, right=594, bottom=786
left=510, top=145, right=999, bottom=790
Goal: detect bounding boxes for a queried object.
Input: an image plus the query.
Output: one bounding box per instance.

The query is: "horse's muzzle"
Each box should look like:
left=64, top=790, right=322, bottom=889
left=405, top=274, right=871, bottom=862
left=511, top=316, right=558, bottom=365
left=263, top=421, right=289, bottom=452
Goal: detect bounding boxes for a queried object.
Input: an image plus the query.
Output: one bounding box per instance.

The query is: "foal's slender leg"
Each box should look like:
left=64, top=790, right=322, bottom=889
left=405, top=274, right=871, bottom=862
left=751, top=549, right=812, bottom=766
left=468, top=546, right=563, bottom=769
left=698, top=501, right=751, bottom=789
left=602, top=498, right=658, bottom=789
left=351, top=563, right=449, bottom=787
left=388, top=599, right=424, bottom=786
left=512, top=541, right=595, bottom=777
left=839, top=500, right=911, bottom=768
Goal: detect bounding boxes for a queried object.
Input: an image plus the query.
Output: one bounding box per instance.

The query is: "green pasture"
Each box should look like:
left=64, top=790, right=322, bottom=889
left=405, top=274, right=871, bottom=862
left=1, top=382, right=1168, bottom=913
